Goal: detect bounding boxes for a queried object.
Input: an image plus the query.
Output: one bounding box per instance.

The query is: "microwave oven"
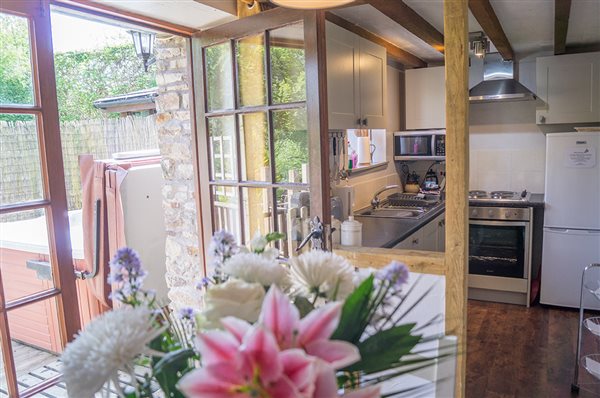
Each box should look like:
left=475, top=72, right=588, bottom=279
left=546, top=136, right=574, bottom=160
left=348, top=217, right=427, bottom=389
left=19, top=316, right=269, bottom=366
left=394, top=130, right=446, bottom=160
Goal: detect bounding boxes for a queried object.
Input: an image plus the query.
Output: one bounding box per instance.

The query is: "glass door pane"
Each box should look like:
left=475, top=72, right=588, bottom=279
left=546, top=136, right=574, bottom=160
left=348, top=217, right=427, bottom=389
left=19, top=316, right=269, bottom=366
left=0, top=12, right=34, bottom=106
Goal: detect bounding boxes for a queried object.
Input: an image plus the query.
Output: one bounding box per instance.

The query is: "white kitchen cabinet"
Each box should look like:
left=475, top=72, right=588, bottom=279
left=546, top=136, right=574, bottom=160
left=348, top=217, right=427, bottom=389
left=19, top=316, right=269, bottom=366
left=393, top=212, right=445, bottom=252
left=326, top=22, right=387, bottom=130
left=536, top=52, right=600, bottom=124
left=405, top=66, right=446, bottom=130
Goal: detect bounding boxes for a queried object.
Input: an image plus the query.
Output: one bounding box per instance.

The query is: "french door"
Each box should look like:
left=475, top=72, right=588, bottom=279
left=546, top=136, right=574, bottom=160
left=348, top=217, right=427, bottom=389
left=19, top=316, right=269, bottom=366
left=193, top=9, right=331, bottom=259
left=0, top=1, right=80, bottom=396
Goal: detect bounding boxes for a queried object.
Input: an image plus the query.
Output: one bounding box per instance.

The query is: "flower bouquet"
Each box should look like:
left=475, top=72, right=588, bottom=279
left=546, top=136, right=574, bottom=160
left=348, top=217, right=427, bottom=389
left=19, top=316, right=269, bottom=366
left=61, top=231, right=450, bottom=398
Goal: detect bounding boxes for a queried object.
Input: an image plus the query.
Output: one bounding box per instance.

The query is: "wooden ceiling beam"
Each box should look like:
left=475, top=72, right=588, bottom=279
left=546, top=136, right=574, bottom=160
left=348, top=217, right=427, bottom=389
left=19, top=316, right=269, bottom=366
left=193, top=0, right=238, bottom=16
left=469, top=0, right=514, bottom=60
left=325, top=12, right=427, bottom=68
left=554, top=0, right=572, bottom=55
left=366, top=0, right=445, bottom=53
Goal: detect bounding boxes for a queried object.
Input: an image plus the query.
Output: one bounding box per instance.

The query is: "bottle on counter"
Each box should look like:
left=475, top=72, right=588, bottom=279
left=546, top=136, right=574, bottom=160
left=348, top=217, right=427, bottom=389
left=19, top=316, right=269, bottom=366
left=341, top=216, right=362, bottom=246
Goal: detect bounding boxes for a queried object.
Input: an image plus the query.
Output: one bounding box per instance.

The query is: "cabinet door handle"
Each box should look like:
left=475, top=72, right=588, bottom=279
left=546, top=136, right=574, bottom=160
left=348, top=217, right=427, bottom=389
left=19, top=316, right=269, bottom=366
left=412, top=238, right=419, bottom=245
left=539, top=115, right=546, bottom=124
left=356, top=118, right=362, bottom=126
left=362, top=118, right=368, bottom=126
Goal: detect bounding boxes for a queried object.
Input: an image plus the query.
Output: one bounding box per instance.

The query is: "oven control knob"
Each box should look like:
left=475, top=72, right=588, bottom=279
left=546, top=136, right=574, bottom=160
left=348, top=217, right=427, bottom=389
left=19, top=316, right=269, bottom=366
left=505, top=211, right=512, bottom=218
left=488, top=209, right=494, bottom=217
left=471, top=209, right=478, bottom=217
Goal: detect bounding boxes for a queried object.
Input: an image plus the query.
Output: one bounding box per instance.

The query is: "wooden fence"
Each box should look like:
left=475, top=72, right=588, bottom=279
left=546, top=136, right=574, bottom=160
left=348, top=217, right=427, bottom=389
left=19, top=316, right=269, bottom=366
left=0, top=115, right=158, bottom=221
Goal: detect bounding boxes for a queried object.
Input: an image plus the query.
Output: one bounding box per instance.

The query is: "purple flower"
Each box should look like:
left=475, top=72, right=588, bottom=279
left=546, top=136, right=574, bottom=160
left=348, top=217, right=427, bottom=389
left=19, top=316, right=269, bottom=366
left=110, top=247, right=142, bottom=274
left=196, top=277, right=211, bottom=289
left=377, top=261, right=410, bottom=287
left=209, top=230, right=238, bottom=261
left=178, top=307, right=197, bottom=320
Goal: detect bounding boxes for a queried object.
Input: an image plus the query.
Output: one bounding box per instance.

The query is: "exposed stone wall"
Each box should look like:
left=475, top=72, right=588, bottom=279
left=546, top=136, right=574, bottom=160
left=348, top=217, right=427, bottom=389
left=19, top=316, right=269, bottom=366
left=154, top=34, right=202, bottom=309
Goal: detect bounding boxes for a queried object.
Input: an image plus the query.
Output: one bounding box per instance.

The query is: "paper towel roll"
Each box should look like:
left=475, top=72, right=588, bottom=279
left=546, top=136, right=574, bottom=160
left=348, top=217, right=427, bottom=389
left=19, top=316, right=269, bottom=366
left=357, top=136, right=371, bottom=165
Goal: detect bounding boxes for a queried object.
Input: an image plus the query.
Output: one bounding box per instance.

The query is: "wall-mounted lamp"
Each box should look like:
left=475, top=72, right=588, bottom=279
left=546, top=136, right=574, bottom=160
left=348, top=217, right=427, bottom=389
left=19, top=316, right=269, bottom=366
left=469, top=32, right=490, bottom=59
left=128, top=30, right=156, bottom=72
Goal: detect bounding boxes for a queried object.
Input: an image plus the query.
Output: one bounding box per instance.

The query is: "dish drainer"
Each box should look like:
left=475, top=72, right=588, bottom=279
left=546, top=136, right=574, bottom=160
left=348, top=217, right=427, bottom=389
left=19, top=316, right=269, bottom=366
left=572, top=263, right=600, bottom=394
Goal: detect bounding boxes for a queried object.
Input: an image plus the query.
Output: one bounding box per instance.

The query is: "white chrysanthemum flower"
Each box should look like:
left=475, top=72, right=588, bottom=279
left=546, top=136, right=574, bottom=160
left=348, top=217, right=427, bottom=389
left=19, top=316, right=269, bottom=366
left=290, top=250, right=355, bottom=300
left=222, top=252, right=289, bottom=288
left=61, top=307, right=165, bottom=398
left=201, top=279, right=265, bottom=328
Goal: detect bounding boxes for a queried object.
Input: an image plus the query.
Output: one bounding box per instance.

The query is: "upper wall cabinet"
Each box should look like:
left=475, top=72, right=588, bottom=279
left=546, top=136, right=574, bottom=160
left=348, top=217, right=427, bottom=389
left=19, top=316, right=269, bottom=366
left=405, top=66, right=446, bottom=130
left=326, top=22, right=387, bottom=130
left=536, top=52, right=600, bottom=125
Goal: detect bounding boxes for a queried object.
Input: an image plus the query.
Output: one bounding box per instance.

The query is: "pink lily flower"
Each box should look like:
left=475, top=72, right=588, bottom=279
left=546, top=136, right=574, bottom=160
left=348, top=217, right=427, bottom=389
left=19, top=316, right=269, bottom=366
left=178, top=286, right=380, bottom=398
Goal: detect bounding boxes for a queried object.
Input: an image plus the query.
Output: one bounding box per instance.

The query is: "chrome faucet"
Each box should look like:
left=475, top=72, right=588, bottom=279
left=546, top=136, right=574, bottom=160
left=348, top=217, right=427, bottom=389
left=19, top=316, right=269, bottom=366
left=371, top=184, right=401, bottom=209
left=296, top=216, right=325, bottom=252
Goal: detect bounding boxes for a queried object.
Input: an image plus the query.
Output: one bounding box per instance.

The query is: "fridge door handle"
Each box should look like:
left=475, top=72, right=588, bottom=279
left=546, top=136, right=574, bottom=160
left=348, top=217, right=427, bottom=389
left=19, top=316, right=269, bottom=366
left=546, top=227, right=569, bottom=233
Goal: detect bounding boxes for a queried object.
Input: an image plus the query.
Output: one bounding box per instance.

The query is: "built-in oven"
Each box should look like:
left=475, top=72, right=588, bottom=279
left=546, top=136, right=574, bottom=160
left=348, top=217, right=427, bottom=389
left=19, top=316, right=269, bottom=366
left=468, top=206, right=533, bottom=306
left=394, top=130, right=445, bottom=160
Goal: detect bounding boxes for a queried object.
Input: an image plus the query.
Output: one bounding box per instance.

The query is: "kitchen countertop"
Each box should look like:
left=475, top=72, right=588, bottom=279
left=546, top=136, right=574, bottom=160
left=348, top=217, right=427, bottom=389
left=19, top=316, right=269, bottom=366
left=355, top=202, right=446, bottom=248
left=468, top=193, right=545, bottom=208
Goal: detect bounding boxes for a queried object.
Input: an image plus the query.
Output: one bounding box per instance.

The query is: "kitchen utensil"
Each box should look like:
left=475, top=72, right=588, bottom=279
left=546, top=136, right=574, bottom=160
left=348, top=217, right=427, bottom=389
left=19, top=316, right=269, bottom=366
left=423, top=169, right=440, bottom=191
left=405, top=171, right=421, bottom=193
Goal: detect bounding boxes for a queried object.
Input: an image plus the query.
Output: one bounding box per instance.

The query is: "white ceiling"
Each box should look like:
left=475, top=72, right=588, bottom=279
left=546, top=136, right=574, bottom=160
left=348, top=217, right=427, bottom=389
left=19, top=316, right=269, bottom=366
left=333, top=4, right=445, bottom=62
left=337, top=0, right=600, bottom=62
left=91, top=0, right=236, bottom=31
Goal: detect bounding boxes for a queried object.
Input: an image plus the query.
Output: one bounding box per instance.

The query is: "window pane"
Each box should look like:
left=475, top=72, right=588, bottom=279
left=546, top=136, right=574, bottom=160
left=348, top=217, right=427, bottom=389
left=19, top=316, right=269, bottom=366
left=242, top=187, right=273, bottom=244
left=0, top=114, right=44, bottom=205
left=239, top=112, right=269, bottom=182
left=273, top=107, right=308, bottom=183
left=275, top=187, right=310, bottom=257
left=0, top=12, right=34, bottom=106
left=212, top=185, right=241, bottom=242
left=205, top=42, right=234, bottom=112
left=208, top=115, right=237, bottom=181
left=0, top=209, right=59, bottom=302
left=5, top=297, right=63, bottom=394
left=236, top=34, right=266, bottom=107
left=270, top=23, right=306, bottom=104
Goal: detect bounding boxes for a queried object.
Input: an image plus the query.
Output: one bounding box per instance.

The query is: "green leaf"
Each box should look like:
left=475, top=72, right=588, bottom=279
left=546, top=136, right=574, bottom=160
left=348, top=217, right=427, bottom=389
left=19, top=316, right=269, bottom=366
left=293, top=296, right=315, bottom=318
left=265, top=232, right=286, bottom=243
left=331, top=275, right=375, bottom=344
left=153, top=348, right=197, bottom=398
left=344, top=324, right=422, bottom=374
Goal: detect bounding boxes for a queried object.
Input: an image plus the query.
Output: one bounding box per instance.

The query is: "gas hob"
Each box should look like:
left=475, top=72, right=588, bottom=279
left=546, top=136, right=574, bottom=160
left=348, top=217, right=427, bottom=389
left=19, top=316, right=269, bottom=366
left=469, top=190, right=531, bottom=203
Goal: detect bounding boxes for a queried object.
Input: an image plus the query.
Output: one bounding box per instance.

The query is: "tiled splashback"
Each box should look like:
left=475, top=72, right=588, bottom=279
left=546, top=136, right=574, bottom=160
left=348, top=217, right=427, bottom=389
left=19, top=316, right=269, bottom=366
left=469, top=131, right=546, bottom=193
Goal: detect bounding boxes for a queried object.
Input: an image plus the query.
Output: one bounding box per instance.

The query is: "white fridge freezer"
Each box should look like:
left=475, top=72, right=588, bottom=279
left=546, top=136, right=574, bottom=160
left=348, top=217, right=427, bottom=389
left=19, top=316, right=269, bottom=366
left=541, top=132, right=600, bottom=308
left=540, top=228, right=600, bottom=308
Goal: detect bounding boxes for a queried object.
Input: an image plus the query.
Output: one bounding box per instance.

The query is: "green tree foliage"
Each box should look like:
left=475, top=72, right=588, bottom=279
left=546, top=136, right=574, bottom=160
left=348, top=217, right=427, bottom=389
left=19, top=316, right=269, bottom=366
left=0, top=14, right=34, bottom=120
left=0, top=14, right=155, bottom=122
left=54, top=45, right=156, bottom=121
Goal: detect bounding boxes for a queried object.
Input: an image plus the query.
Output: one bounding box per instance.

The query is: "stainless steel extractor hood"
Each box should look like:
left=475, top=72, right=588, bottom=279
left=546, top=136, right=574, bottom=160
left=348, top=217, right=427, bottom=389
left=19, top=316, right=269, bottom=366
left=469, top=53, right=537, bottom=103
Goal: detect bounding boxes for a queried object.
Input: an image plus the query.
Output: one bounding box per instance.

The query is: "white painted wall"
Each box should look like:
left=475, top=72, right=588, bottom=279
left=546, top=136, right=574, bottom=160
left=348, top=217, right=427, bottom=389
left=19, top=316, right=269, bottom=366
left=469, top=54, right=547, bottom=194
left=333, top=66, right=403, bottom=212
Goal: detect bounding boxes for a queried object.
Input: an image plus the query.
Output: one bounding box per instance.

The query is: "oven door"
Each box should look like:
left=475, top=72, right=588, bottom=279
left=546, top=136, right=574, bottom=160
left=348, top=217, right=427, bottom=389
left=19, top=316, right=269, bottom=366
left=469, top=220, right=531, bottom=279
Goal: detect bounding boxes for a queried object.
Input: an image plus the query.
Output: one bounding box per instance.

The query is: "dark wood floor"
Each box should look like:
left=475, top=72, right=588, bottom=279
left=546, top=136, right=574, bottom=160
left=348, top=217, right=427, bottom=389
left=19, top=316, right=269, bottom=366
left=466, top=299, right=600, bottom=398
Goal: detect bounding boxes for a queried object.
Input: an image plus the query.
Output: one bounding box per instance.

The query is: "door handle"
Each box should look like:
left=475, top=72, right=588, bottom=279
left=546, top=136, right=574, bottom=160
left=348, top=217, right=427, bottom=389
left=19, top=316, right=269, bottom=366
left=362, top=118, right=368, bottom=126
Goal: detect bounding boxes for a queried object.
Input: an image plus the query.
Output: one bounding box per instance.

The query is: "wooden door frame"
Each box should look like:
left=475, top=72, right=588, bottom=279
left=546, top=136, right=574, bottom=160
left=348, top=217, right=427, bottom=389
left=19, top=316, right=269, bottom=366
left=0, top=1, right=81, bottom=396
left=192, top=7, right=331, bottom=256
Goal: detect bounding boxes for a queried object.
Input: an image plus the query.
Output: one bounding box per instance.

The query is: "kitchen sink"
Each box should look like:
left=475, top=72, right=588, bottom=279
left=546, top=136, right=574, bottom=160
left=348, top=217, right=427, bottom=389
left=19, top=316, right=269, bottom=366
left=356, top=207, right=425, bottom=219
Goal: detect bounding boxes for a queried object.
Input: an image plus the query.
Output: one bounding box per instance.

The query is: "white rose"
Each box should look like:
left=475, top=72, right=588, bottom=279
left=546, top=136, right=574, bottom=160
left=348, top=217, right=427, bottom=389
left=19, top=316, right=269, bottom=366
left=201, top=279, right=265, bottom=329
left=250, top=232, right=269, bottom=253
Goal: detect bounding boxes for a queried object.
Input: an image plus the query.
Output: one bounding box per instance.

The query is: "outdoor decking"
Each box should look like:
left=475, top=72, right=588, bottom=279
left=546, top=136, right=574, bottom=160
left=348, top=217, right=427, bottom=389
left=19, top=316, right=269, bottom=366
left=1, top=341, right=161, bottom=397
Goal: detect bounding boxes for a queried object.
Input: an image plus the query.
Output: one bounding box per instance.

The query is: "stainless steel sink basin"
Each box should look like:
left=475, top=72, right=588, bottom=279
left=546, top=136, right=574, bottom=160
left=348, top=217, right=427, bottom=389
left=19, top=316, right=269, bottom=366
left=356, top=207, right=425, bottom=219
